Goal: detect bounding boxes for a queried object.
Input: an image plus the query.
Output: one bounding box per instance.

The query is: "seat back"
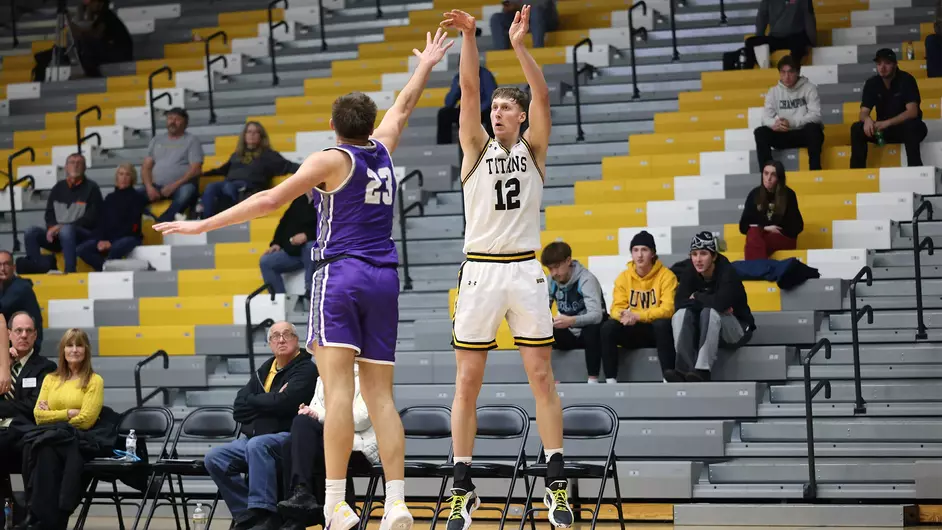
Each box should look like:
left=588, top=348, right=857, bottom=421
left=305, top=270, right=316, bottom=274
left=536, top=404, right=619, bottom=464
left=168, top=406, right=240, bottom=458
left=399, top=405, right=452, bottom=439
left=475, top=404, right=531, bottom=472
left=118, top=406, right=175, bottom=460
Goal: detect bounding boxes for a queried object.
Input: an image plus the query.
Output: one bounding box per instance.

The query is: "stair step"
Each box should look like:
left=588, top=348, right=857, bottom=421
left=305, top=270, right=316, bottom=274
left=673, top=503, right=918, bottom=526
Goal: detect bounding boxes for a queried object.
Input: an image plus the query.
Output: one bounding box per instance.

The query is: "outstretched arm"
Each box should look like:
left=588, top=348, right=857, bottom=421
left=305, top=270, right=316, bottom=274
left=373, top=29, right=454, bottom=154
left=512, top=6, right=551, bottom=170
left=442, top=10, right=489, bottom=156
left=153, top=150, right=349, bottom=236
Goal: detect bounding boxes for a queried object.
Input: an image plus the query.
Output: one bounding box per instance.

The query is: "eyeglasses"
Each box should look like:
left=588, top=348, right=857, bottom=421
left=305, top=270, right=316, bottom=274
left=269, top=331, right=297, bottom=342
left=11, top=328, right=35, bottom=336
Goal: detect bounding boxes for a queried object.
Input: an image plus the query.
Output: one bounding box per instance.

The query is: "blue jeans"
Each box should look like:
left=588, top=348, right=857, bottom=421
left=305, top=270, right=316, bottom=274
left=75, top=235, right=141, bottom=271
left=138, top=182, right=198, bottom=222
left=24, top=224, right=93, bottom=273
left=203, top=432, right=290, bottom=518
left=490, top=3, right=558, bottom=49
left=259, top=241, right=315, bottom=294
left=201, top=179, right=251, bottom=218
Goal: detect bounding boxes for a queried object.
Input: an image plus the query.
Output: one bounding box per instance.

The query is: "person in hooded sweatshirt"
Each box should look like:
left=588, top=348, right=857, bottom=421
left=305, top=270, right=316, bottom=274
left=738, top=160, right=804, bottom=260
left=540, top=242, right=607, bottom=383
left=745, top=0, right=816, bottom=69
left=753, top=56, right=823, bottom=171
left=670, top=232, right=755, bottom=382
left=599, top=231, right=678, bottom=383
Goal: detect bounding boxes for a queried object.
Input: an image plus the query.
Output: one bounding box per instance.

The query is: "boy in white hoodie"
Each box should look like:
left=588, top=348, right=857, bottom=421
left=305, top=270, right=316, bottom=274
left=753, top=56, right=824, bottom=170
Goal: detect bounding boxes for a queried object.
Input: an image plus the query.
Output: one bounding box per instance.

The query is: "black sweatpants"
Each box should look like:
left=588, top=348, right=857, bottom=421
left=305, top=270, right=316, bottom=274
left=745, top=33, right=811, bottom=68
left=553, top=323, right=604, bottom=378
left=436, top=108, right=493, bottom=144
left=754, top=123, right=825, bottom=170
left=850, top=119, right=927, bottom=168
left=280, top=415, right=357, bottom=512
left=599, top=318, right=675, bottom=379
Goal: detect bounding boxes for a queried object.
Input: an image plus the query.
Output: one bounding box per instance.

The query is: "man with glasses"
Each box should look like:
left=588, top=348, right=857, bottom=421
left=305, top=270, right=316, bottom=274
left=0, top=250, right=44, bottom=354
left=204, top=321, right=317, bottom=530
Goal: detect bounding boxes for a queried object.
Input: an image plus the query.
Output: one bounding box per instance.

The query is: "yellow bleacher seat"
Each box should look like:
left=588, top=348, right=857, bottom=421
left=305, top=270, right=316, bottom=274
left=813, top=0, right=868, bottom=13
left=629, top=131, right=725, bottom=156
left=541, top=229, right=619, bottom=257
left=723, top=222, right=832, bottom=251
left=816, top=12, right=851, bottom=29
left=163, top=40, right=231, bottom=59
left=139, top=296, right=235, bottom=326
left=252, top=115, right=332, bottom=135
left=99, top=325, right=196, bottom=356
left=1, top=54, right=36, bottom=71
left=654, top=109, right=749, bottom=134
left=177, top=269, right=263, bottom=297
left=13, top=129, right=76, bottom=150
left=921, top=22, right=934, bottom=39
left=215, top=132, right=296, bottom=154
left=25, top=274, right=90, bottom=301
left=304, top=75, right=384, bottom=96
left=822, top=144, right=900, bottom=169
left=218, top=8, right=284, bottom=26
left=214, top=242, right=268, bottom=269
left=744, top=282, right=782, bottom=311
left=106, top=74, right=176, bottom=93
left=410, top=7, right=481, bottom=25
left=602, top=153, right=700, bottom=180
left=76, top=91, right=146, bottom=110
left=250, top=218, right=281, bottom=242
left=332, top=57, right=411, bottom=76
left=485, top=47, right=568, bottom=69
left=558, top=11, right=613, bottom=29
left=46, top=109, right=116, bottom=130
left=544, top=202, right=647, bottom=231
left=786, top=170, right=879, bottom=195
left=30, top=40, right=55, bottom=54
left=135, top=57, right=205, bottom=76
left=0, top=148, right=53, bottom=171
left=574, top=178, right=674, bottom=204
left=678, top=88, right=770, bottom=112
left=0, top=70, right=31, bottom=85
left=142, top=220, right=163, bottom=246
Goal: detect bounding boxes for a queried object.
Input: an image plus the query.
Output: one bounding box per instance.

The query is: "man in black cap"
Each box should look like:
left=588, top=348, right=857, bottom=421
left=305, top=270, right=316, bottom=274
left=139, top=107, right=204, bottom=222
left=850, top=48, right=927, bottom=169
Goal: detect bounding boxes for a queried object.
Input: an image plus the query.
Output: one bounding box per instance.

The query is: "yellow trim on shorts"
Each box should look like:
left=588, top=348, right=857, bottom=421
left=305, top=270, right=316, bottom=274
left=514, top=336, right=555, bottom=347
left=465, top=251, right=536, bottom=263
left=461, top=138, right=492, bottom=185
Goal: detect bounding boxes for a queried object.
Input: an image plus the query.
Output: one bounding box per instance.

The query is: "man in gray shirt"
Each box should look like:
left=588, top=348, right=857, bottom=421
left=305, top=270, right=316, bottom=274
left=140, top=108, right=203, bottom=222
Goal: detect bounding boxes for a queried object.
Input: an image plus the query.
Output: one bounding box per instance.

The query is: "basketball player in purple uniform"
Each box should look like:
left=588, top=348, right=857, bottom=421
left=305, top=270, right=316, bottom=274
left=154, top=29, right=455, bottom=530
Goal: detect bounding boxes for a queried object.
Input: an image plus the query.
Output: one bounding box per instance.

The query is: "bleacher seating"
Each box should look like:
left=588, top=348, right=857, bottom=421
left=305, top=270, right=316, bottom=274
left=2, top=0, right=942, bottom=525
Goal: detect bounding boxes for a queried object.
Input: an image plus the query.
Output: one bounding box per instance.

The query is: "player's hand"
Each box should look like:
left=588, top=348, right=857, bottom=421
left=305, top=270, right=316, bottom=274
left=862, top=117, right=876, bottom=138
left=509, top=4, right=530, bottom=48
left=153, top=219, right=209, bottom=236
left=413, top=28, right=454, bottom=68
left=441, top=9, right=476, bottom=34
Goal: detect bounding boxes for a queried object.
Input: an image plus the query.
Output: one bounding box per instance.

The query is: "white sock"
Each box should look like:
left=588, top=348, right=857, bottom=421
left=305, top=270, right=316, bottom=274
left=384, top=479, right=405, bottom=513
left=605, top=378, right=617, bottom=384
left=454, top=456, right=472, bottom=464
left=545, top=448, right=564, bottom=460
left=324, top=479, right=346, bottom=520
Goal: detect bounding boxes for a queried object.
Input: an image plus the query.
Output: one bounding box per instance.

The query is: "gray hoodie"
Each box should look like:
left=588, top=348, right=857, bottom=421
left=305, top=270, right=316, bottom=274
left=761, top=76, right=822, bottom=129
left=547, top=260, right=605, bottom=332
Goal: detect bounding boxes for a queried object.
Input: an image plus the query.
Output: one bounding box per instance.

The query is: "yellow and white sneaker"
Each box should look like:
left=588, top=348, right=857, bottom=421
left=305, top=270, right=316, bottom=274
left=544, top=480, right=574, bottom=528
left=378, top=500, right=414, bottom=530
left=445, top=488, right=479, bottom=530
left=325, top=501, right=360, bottom=530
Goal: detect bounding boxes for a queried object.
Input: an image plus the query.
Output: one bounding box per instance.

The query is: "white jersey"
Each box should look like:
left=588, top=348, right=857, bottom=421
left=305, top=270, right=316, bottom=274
left=461, top=136, right=544, bottom=255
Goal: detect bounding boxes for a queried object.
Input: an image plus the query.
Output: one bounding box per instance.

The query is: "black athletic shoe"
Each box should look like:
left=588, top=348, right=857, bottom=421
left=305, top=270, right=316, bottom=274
left=543, top=480, right=574, bottom=528
left=445, top=488, right=479, bottom=530
left=663, top=369, right=684, bottom=382
left=685, top=369, right=711, bottom=382
left=277, top=485, right=322, bottom=525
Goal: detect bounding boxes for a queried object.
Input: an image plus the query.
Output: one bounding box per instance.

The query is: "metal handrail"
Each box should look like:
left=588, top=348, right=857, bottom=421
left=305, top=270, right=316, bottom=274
left=398, top=170, right=424, bottom=291
left=375, top=0, right=383, bottom=18
left=269, top=0, right=289, bottom=86
left=204, top=31, right=229, bottom=124
left=75, top=105, right=102, bottom=153
left=800, top=338, right=832, bottom=501
left=10, top=2, right=18, bottom=48
left=245, top=284, right=276, bottom=375
left=135, top=349, right=170, bottom=406
left=6, top=147, right=35, bottom=252
left=571, top=38, right=595, bottom=142
left=719, top=0, right=728, bottom=24
left=317, top=0, right=328, bottom=51
left=668, top=0, right=680, bottom=61
left=627, top=1, right=647, bottom=100
left=148, top=66, right=174, bottom=137
left=912, top=200, right=934, bottom=340
left=848, top=266, right=872, bottom=414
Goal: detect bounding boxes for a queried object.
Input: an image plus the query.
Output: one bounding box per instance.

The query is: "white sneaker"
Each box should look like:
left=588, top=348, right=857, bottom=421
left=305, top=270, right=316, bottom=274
left=325, top=501, right=360, bottom=530
left=378, top=500, right=414, bottom=530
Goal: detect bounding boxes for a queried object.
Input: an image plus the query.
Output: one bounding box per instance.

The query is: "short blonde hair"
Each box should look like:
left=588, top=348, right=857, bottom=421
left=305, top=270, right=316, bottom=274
left=115, top=163, right=138, bottom=187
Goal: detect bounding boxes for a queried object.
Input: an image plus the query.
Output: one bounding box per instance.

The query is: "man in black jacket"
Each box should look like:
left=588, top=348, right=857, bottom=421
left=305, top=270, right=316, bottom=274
left=259, top=193, right=318, bottom=296
left=204, top=321, right=318, bottom=530
left=669, top=232, right=755, bottom=382
left=0, top=251, right=43, bottom=352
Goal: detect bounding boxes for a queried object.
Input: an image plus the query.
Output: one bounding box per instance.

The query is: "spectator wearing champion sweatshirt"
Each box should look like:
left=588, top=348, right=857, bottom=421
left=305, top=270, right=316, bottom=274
left=260, top=193, right=319, bottom=297
left=599, top=231, right=678, bottom=383
left=745, top=0, right=816, bottom=68
left=21, top=153, right=103, bottom=274
left=753, top=56, right=824, bottom=171
left=77, top=164, right=148, bottom=271
left=738, top=160, right=804, bottom=260
left=540, top=242, right=607, bottom=383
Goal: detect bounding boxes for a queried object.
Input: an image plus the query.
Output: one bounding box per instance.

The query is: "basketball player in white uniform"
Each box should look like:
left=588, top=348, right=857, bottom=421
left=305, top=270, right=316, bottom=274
left=440, top=8, right=573, bottom=530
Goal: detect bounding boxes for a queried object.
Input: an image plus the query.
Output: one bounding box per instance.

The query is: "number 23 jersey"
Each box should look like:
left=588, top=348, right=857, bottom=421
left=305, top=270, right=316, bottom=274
left=462, top=136, right=544, bottom=255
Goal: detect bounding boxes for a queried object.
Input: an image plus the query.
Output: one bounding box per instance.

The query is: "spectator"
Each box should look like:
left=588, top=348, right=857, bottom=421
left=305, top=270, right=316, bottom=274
left=199, top=122, right=301, bottom=218
left=277, top=363, right=379, bottom=529
left=20, top=153, right=103, bottom=274
left=927, top=0, right=942, bottom=78
left=671, top=232, right=755, bottom=382
left=76, top=164, right=147, bottom=272
left=739, top=160, right=803, bottom=260
left=204, top=321, right=317, bottom=530
left=260, top=193, right=318, bottom=299
left=745, top=0, right=816, bottom=68
left=33, top=0, right=133, bottom=81
left=753, top=56, right=824, bottom=171
left=539, top=242, right=607, bottom=383
left=437, top=59, right=497, bottom=144
left=850, top=48, right=927, bottom=169
left=490, top=0, right=558, bottom=50
left=0, top=313, right=55, bottom=529
left=140, top=108, right=204, bottom=222
left=0, top=251, right=44, bottom=350
left=599, top=231, right=678, bottom=383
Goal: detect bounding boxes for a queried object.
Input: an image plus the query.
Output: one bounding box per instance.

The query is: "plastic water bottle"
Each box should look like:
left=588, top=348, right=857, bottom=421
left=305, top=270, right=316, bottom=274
left=738, top=49, right=747, bottom=69
left=125, top=429, right=137, bottom=460
left=906, top=42, right=915, bottom=61
left=192, top=503, right=208, bottom=530
left=4, top=498, right=13, bottom=530
left=875, top=130, right=885, bottom=147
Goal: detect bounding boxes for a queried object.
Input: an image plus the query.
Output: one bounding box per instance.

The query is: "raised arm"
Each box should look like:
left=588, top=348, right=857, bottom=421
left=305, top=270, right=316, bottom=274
left=512, top=6, right=551, bottom=169
left=442, top=10, right=489, bottom=156
left=372, top=29, right=454, bottom=154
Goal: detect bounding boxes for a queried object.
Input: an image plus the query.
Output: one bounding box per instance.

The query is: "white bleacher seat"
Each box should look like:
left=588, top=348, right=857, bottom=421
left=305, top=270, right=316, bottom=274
left=587, top=28, right=632, bottom=49
left=700, top=151, right=750, bottom=176
left=799, top=64, right=840, bottom=87
left=116, top=4, right=181, bottom=21
left=806, top=248, right=872, bottom=280
left=564, top=44, right=612, bottom=67
left=832, top=219, right=893, bottom=249
left=285, top=5, right=324, bottom=25
left=125, top=19, right=156, bottom=35
left=295, top=131, right=338, bottom=153
left=115, top=106, right=151, bottom=129
left=811, top=45, right=858, bottom=66
left=879, top=166, right=939, bottom=195
left=856, top=191, right=916, bottom=222
left=48, top=299, right=95, bottom=328
left=162, top=234, right=208, bottom=246
left=587, top=255, right=628, bottom=309
left=479, top=5, right=502, bottom=35
left=746, top=107, right=764, bottom=131
left=84, top=125, right=127, bottom=150
left=17, top=165, right=59, bottom=191
left=282, top=270, right=307, bottom=296
left=868, top=0, right=913, bottom=7
left=724, top=128, right=756, bottom=152
left=647, top=201, right=699, bottom=227
left=176, top=71, right=211, bottom=93
left=257, top=21, right=297, bottom=42
left=851, top=8, right=894, bottom=27
left=611, top=7, right=654, bottom=34
left=144, top=88, right=186, bottom=111
left=6, top=82, right=40, bottom=100
left=617, top=227, right=672, bottom=255
left=52, top=144, right=94, bottom=168
left=231, top=37, right=269, bottom=58
left=88, top=271, right=136, bottom=300
left=290, top=0, right=344, bottom=10
left=674, top=175, right=726, bottom=201
left=0, top=186, right=25, bottom=213
left=832, top=26, right=877, bottom=46
left=129, top=245, right=172, bottom=271
left=233, top=293, right=288, bottom=326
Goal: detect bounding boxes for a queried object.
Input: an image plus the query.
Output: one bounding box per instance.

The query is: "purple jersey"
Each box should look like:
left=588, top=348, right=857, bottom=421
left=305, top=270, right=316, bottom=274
left=312, top=139, right=399, bottom=268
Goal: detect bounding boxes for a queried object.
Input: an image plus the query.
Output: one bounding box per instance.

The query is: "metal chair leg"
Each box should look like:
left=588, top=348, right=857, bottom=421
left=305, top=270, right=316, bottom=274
left=72, top=477, right=98, bottom=530
left=111, top=481, right=126, bottom=530
left=611, top=464, right=626, bottom=530
left=140, top=473, right=167, bottom=530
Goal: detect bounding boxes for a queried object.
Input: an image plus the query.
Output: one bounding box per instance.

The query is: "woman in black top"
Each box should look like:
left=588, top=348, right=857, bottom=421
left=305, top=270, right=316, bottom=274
left=738, top=160, right=804, bottom=260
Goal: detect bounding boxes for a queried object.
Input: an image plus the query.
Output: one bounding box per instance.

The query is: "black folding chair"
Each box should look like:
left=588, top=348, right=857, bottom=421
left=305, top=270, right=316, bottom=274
left=354, top=405, right=453, bottom=530
left=71, top=406, right=176, bottom=530
left=517, top=404, right=625, bottom=530
left=432, top=404, right=532, bottom=530
left=140, top=406, right=241, bottom=530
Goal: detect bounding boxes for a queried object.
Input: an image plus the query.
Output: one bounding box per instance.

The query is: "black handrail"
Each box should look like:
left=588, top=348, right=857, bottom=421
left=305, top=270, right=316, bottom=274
left=375, top=0, right=383, bottom=18
left=398, top=170, right=424, bottom=291
left=571, top=38, right=594, bottom=142
left=10, top=2, right=18, bottom=48
left=627, top=2, right=647, bottom=100
left=912, top=199, right=934, bottom=340
left=148, top=66, right=174, bottom=138
left=245, top=284, right=276, bottom=376
left=668, top=0, right=680, bottom=61
left=848, top=266, right=872, bottom=415
left=800, top=338, right=832, bottom=501
left=204, top=31, right=229, bottom=124
left=719, top=0, right=728, bottom=24
left=317, top=0, right=327, bottom=51
left=269, top=0, right=289, bottom=86
left=6, top=147, right=35, bottom=252
left=135, top=349, right=170, bottom=406
left=75, top=105, right=103, bottom=153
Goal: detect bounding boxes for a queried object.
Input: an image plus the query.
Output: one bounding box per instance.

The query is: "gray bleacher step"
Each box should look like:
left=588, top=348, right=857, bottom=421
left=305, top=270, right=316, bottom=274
left=94, top=356, right=209, bottom=389
left=850, top=295, right=942, bottom=309
left=855, top=278, right=942, bottom=296
left=726, top=442, right=942, bottom=458
left=758, top=402, right=942, bottom=418
left=808, top=342, right=942, bottom=365
left=874, top=266, right=942, bottom=280
left=815, top=328, right=942, bottom=344
left=740, top=419, right=942, bottom=442
left=817, top=483, right=919, bottom=499
left=673, top=503, right=918, bottom=526
left=873, top=250, right=942, bottom=267
left=691, top=483, right=806, bottom=499
left=771, top=381, right=942, bottom=403
left=786, top=363, right=942, bottom=380
left=708, top=459, right=916, bottom=484
left=829, top=309, right=942, bottom=329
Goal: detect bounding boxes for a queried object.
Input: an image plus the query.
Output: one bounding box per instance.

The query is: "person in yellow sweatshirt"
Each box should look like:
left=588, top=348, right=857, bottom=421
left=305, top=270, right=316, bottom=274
left=599, top=231, right=679, bottom=381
